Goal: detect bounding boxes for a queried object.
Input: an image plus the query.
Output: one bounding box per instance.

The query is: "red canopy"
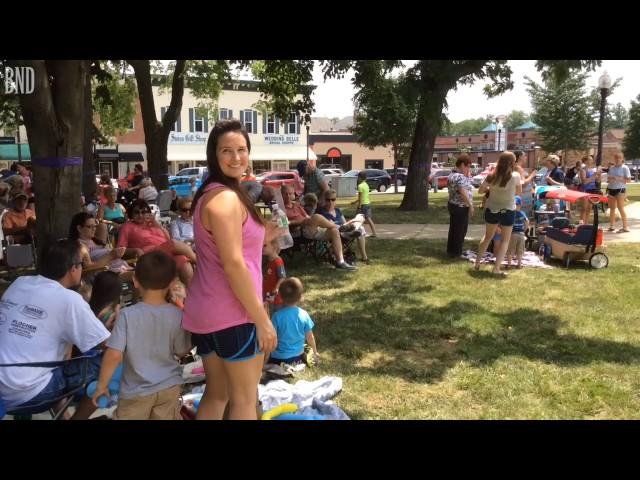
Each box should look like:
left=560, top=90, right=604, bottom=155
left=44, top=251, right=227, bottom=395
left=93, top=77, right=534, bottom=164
left=544, top=189, right=608, bottom=204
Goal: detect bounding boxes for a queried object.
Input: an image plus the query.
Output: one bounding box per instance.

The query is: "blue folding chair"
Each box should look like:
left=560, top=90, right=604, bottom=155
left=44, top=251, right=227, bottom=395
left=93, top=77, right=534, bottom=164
left=0, top=351, right=101, bottom=420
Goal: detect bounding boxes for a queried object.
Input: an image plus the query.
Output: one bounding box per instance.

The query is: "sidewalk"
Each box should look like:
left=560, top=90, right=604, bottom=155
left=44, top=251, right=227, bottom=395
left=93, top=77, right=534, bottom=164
left=374, top=201, right=640, bottom=244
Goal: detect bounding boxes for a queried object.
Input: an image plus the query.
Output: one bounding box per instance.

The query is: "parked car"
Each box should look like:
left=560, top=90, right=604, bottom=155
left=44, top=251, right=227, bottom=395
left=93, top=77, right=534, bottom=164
left=321, top=168, right=345, bottom=188
left=169, top=175, right=201, bottom=198
left=342, top=169, right=392, bottom=192
left=385, top=167, right=408, bottom=186
left=428, top=169, right=452, bottom=190
left=472, top=163, right=497, bottom=188
left=256, top=170, right=304, bottom=196
left=176, top=166, right=208, bottom=181
left=321, top=168, right=345, bottom=176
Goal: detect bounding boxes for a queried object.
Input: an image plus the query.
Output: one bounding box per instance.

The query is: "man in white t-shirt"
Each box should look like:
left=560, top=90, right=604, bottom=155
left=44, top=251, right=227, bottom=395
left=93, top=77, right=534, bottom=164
left=0, top=239, right=110, bottom=418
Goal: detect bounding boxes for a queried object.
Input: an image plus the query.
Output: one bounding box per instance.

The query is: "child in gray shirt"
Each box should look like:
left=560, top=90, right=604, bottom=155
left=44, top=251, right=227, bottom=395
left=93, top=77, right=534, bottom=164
left=92, top=251, right=192, bottom=420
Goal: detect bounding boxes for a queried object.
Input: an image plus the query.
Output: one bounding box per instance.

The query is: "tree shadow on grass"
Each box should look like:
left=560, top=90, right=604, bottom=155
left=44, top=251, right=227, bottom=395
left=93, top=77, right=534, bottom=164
left=316, top=295, right=640, bottom=386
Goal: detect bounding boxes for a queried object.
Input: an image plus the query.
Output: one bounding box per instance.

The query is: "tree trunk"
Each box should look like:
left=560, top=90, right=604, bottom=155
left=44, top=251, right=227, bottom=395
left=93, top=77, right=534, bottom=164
left=83, top=68, right=96, bottom=202
left=17, top=60, right=89, bottom=256
left=129, top=60, right=186, bottom=190
left=400, top=89, right=447, bottom=211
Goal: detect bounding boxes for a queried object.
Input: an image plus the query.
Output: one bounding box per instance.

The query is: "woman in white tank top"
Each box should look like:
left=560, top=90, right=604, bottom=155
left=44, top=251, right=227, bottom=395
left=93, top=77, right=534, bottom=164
left=474, top=152, right=522, bottom=277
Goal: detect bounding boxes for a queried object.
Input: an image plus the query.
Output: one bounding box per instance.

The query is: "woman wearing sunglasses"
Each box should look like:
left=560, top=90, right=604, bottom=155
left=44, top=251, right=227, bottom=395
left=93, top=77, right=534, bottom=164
left=69, top=212, right=132, bottom=280
left=117, top=199, right=197, bottom=287
left=169, top=197, right=195, bottom=246
left=319, top=189, right=370, bottom=264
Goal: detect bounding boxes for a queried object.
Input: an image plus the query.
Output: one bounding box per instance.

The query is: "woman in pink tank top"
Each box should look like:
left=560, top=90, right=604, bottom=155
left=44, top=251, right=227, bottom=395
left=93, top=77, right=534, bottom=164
left=183, top=119, right=278, bottom=420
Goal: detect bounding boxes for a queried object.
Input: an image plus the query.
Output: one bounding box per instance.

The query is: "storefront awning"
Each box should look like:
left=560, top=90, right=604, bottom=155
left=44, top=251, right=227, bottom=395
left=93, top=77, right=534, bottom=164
left=250, top=145, right=317, bottom=162
left=0, top=144, right=31, bottom=161
left=167, top=145, right=317, bottom=162
left=168, top=152, right=206, bottom=162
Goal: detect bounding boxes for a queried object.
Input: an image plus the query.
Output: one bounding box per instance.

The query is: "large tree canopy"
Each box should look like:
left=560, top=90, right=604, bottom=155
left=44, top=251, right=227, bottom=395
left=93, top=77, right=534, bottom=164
left=623, top=94, right=640, bottom=160
left=527, top=71, right=597, bottom=157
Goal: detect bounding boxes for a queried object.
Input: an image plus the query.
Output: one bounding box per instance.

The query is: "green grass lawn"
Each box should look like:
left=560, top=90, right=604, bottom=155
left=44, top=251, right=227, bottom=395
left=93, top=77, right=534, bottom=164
left=284, top=239, right=640, bottom=419
left=334, top=182, right=640, bottom=225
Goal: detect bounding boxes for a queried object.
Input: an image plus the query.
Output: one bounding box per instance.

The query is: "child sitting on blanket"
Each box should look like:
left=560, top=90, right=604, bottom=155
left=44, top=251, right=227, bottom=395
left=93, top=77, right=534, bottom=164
left=267, top=277, right=319, bottom=367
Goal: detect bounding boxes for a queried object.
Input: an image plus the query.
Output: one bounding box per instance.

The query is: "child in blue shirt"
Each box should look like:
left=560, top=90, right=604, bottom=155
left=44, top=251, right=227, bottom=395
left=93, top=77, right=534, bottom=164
left=507, top=196, right=530, bottom=269
left=267, top=277, right=319, bottom=366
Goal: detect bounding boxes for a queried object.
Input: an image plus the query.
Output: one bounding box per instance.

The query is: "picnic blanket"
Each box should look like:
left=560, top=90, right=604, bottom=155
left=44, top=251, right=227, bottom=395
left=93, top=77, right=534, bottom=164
left=258, top=376, right=350, bottom=420
left=462, top=250, right=553, bottom=269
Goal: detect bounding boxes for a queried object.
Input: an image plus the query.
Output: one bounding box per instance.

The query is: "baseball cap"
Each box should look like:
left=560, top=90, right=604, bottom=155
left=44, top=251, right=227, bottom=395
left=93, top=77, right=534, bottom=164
left=515, top=195, right=522, bottom=206
left=296, top=160, right=308, bottom=177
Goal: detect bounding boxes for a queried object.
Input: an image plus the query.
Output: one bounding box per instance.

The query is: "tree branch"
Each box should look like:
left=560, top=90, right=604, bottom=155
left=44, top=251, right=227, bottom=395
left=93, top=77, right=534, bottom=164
left=162, top=60, right=186, bottom=133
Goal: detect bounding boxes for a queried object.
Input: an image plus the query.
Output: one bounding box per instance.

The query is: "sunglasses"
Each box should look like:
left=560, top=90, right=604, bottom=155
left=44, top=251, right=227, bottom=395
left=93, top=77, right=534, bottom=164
left=133, top=209, right=151, bottom=215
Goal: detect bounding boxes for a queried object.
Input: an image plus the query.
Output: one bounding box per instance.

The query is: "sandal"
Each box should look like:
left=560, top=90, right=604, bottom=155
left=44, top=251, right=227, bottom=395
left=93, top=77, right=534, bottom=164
left=617, top=228, right=630, bottom=233
left=606, top=227, right=616, bottom=232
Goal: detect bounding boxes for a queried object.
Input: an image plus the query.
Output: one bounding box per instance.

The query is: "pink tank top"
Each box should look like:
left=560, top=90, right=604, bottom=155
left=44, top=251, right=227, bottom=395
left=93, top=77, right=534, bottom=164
left=182, top=182, right=265, bottom=334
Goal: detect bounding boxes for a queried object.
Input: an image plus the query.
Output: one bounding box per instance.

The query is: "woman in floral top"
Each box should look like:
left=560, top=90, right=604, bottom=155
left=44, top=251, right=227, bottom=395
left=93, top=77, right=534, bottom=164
left=446, top=154, right=474, bottom=257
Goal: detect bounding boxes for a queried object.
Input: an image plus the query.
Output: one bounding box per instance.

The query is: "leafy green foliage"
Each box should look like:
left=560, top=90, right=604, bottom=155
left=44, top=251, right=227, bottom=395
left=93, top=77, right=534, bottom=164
left=351, top=74, right=417, bottom=156
left=527, top=71, right=596, bottom=154
left=92, top=62, right=137, bottom=141
left=504, top=110, right=530, bottom=130
left=623, top=94, right=640, bottom=159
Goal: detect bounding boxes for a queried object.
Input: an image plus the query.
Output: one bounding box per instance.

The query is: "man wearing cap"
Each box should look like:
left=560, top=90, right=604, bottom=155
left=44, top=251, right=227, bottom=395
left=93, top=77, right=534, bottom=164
left=2, top=191, right=36, bottom=244
left=297, top=160, right=329, bottom=201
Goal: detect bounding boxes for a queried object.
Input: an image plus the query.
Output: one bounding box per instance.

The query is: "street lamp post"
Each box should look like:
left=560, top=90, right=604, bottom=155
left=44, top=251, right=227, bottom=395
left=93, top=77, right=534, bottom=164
left=596, top=71, right=612, bottom=167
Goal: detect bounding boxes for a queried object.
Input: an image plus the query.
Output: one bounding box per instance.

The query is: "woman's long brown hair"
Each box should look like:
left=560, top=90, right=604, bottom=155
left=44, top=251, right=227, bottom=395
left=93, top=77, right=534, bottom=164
left=487, top=151, right=516, bottom=188
left=191, top=119, right=264, bottom=226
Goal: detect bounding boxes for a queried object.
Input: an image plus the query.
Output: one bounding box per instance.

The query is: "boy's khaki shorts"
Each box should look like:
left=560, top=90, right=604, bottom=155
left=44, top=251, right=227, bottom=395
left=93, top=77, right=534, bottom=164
left=116, top=384, right=182, bottom=420
left=507, top=232, right=526, bottom=257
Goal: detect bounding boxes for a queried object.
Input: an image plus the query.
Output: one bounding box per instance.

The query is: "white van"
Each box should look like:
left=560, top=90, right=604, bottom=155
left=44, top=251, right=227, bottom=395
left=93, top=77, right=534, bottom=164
left=176, top=166, right=208, bottom=180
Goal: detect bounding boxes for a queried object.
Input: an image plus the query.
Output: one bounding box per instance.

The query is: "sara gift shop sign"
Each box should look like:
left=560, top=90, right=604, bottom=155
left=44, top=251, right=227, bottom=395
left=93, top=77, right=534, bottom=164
left=169, top=132, right=207, bottom=144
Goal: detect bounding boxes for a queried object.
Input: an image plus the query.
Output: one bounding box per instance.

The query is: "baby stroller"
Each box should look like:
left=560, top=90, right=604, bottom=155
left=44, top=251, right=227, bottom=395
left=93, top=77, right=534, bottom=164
left=541, top=189, right=609, bottom=269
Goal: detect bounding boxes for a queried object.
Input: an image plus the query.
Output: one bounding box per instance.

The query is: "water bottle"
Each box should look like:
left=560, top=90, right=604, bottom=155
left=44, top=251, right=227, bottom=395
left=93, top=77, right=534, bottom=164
left=271, top=204, right=294, bottom=249
left=86, top=381, right=109, bottom=409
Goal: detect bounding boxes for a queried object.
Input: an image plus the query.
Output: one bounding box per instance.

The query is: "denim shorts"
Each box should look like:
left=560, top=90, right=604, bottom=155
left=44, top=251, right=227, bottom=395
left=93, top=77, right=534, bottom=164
left=607, top=188, right=626, bottom=197
left=484, top=208, right=516, bottom=227
left=360, top=204, right=372, bottom=219
left=192, top=323, right=261, bottom=362
left=16, top=351, right=103, bottom=411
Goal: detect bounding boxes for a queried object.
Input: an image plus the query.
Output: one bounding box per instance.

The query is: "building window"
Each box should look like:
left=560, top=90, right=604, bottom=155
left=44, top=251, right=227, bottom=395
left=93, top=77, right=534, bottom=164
left=194, top=112, right=205, bottom=132
left=286, top=113, right=299, bottom=135
left=265, top=114, right=277, bottom=134
left=219, top=108, right=232, bottom=121
left=240, top=110, right=257, bottom=133
left=129, top=118, right=135, bottom=130
left=161, top=107, right=181, bottom=132
left=521, top=132, right=526, bottom=138
left=365, top=159, right=383, bottom=170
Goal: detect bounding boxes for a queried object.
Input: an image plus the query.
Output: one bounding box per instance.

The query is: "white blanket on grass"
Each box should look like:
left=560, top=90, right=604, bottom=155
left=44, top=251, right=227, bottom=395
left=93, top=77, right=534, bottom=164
left=258, top=376, right=350, bottom=420
left=462, top=250, right=553, bottom=269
